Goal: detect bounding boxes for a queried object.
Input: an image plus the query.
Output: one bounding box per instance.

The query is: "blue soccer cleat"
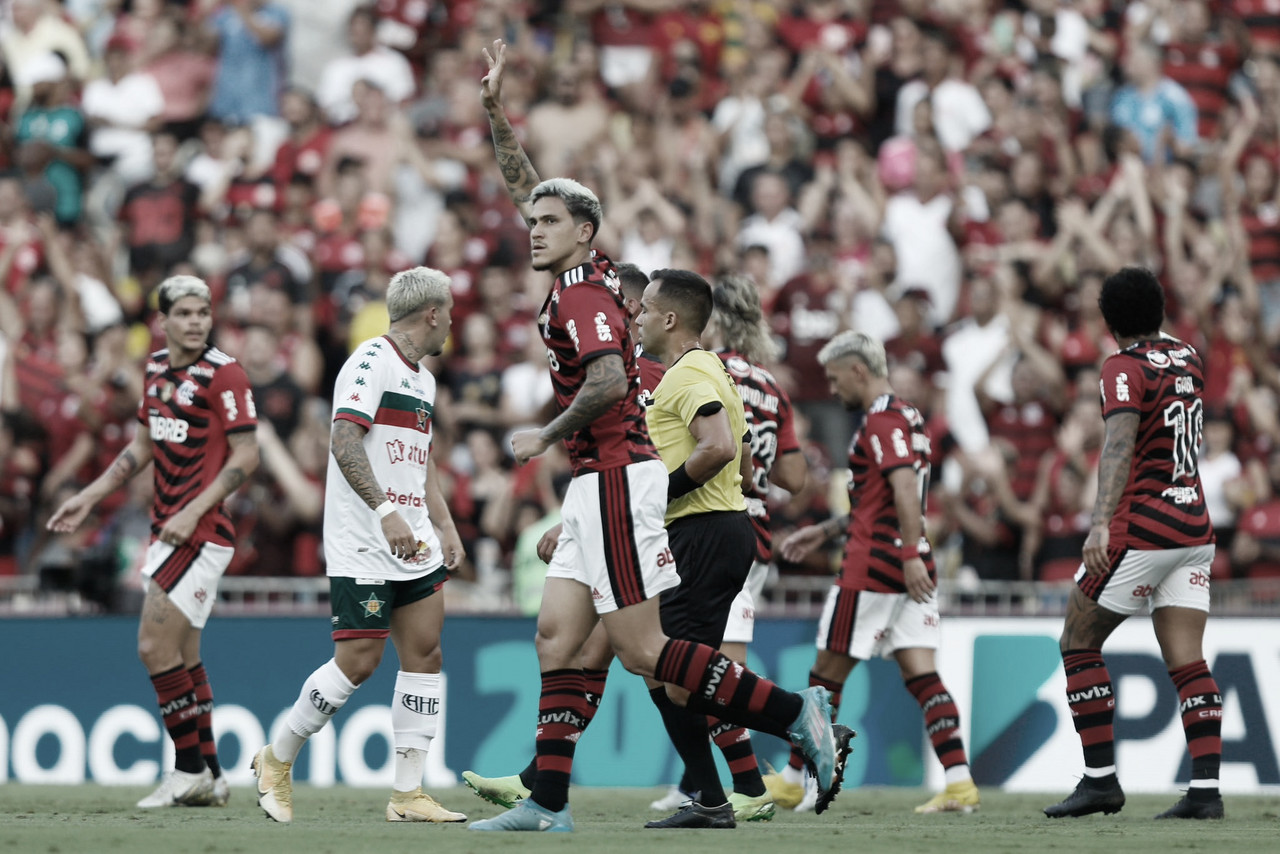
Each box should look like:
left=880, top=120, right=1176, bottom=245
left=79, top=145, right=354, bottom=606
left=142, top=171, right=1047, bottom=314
left=787, top=686, right=846, bottom=814
left=468, top=799, right=574, bottom=832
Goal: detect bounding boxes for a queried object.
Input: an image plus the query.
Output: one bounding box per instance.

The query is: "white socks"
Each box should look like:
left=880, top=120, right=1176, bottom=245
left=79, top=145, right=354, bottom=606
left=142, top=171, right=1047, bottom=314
left=275, top=658, right=358, bottom=762
left=392, top=670, right=441, bottom=792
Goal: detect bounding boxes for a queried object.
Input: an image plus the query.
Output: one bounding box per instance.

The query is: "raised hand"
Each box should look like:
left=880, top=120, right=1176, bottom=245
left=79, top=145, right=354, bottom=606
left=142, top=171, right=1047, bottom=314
left=480, top=39, right=507, bottom=110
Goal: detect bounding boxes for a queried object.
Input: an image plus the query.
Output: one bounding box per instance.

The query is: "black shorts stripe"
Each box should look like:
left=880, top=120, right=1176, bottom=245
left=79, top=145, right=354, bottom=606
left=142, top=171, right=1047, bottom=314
left=599, top=468, right=644, bottom=607
left=824, top=588, right=859, bottom=655
left=153, top=541, right=202, bottom=591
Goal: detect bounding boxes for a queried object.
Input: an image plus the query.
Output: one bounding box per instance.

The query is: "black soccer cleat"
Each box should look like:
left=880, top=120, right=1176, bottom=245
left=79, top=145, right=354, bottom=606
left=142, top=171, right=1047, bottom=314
left=815, top=725, right=857, bottom=815
left=1154, top=793, right=1224, bottom=820
left=644, top=801, right=736, bottom=829
left=1044, top=775, right=1126, bottom=818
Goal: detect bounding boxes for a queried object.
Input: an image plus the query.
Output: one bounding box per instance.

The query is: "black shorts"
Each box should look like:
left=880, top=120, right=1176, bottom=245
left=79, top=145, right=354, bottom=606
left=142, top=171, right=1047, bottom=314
left=660, top=510, right=754, bottom=648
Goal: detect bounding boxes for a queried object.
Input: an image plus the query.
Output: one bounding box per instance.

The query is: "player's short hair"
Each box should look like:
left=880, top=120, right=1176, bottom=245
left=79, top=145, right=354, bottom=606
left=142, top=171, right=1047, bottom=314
left=1099, top=266, right=1165, bottom=338
left=387, top=266, right=452, bottom=322
left=712, top=274, right=778, bottom=363
left=650, top=268, right=713, bottom=335
left=818, top=330, right=888, bottom=377
left=157, top=275, right=211, bottom=314
left=530, top=177, right=602, bottom=241
left=615, top=262, right=649, bottom=300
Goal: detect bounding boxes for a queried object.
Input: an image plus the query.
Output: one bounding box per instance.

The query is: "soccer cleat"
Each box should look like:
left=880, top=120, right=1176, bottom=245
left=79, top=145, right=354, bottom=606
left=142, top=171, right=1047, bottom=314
left=645, top=801, right=736, bottom=829
left=815, top=724, right=856, bottom=814
left=915, top=779, right=981, bottom=814
left=728, top=790, right=776, bottom=822
left=461, top=771, right=531, bottom=809
left=136, top=768, right=214, bottom=808
left=251, top=744, right=294, bottom=823
left=468, top=799, right=573, bottom=832
left=786, top=687, right=837, bottom=807
left=185, top=773, right=230, bottom=807
left=1154, top=793, right=1224, bottom=820
left=387, top=787, right=467, bottom=822
left=762, top=771, right=805, bottom=810
left=1044, top=775, right=1126, bottom=818
left=650, top=784, right=695, bottom=811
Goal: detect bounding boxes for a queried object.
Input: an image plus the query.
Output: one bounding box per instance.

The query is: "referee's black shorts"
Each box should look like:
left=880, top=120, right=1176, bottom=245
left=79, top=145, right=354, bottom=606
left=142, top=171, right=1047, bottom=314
left=659, top=510, right=754, bottom=648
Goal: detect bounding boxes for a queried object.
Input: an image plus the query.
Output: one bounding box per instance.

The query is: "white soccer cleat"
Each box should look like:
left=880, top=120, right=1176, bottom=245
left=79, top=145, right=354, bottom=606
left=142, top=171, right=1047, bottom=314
left=649, top=784, right=694, bottom=811
left=136, top=768, right=214, bottom=809
left=386, top=787, right=467, bottom=822
left=252, top=745, right=294, bottom=823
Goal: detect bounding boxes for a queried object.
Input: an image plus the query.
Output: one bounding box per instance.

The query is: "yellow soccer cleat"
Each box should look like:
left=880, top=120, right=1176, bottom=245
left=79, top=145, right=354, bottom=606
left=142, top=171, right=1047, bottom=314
left=461, top=770, right=531, bottom=809
left=387, top=787, right=467, bottom=822
left=252, top=745, right=294, bottom=823
left=761, top=771, right=805, bottom=810
left=915, top=779, right=981, bottom=814
left=728, top=790, right=777, bottom=822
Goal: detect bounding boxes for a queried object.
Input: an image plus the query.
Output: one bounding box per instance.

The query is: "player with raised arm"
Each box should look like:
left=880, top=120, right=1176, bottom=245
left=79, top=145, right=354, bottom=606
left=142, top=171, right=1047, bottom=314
left=777, top=331, right=980, bottom=814
left=1044, top=267, right=1223, bottom=821
left=48, top=275, right=259, bottom=809
left=250, top=267, right=468, bottom=825
left=467, top=40, right=851, bottom=832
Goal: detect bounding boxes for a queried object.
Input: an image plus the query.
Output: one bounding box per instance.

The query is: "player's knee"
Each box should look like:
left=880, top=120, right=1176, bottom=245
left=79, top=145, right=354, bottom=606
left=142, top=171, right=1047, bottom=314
left=342, top=651, right=382, bottom=685
left=137, top=636, right=177, bottom=671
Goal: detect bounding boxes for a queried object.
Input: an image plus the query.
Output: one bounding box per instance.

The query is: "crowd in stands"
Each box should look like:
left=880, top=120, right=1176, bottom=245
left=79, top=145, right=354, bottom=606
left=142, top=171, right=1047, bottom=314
left=2, top=0, right=1280, bottom=612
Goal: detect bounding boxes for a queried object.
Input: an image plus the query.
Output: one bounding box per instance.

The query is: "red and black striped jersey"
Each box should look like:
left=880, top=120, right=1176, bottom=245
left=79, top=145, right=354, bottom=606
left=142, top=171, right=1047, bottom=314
left=637, top=347, right=665, bottom=411
left=1240, top=202, right=1280, bottom=284
left=1098, top=336, right=1215, bottom=550
left=539, top=252, right=659, bottom=475
left=138, top=346, right=257, bottom=547
left=839, top=394, right=936, bottom=593
left=718, top=350, right=800, bottom=562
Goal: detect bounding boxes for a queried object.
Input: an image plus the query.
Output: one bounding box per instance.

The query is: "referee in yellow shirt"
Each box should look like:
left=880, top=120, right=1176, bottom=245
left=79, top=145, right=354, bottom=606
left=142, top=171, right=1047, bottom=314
left=634, top=268, right=757, bottom=829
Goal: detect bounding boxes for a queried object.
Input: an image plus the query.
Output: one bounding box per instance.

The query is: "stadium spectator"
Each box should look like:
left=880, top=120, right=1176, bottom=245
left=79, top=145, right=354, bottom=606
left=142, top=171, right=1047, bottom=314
left=1109, top=40, right=1198, bottom=163
left=15, top=53, right=91, bottom=226
left=202, top=0, right=291, bottom=126
left=317, top=4, right=416, bottom=126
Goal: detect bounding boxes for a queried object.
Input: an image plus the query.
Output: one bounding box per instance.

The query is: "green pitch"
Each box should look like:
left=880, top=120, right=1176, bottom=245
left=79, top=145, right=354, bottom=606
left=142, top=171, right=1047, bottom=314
left=1, top=785, right=1275, bottom=854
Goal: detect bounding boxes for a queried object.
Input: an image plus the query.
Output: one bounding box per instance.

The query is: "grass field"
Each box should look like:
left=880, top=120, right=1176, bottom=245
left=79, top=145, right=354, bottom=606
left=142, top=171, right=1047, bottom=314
left=0, top=785, right=1275, bottom=854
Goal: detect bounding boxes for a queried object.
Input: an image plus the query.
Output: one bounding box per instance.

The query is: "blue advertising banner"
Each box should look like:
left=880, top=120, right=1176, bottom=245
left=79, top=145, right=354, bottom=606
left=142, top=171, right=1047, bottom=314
left=0, top=616, right=924, bottom=788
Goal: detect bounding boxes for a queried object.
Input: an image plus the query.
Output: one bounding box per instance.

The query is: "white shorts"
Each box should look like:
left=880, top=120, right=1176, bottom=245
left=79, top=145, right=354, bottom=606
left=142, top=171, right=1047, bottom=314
left=1076, top=543, right=1214, bottom=616
left=722, top=560, right=770, bottom=645
left=815, top=586, right=941, bottom=661
left=141, top=539, right=235, bottom=629
left=545, top=459, right=679, bottom=615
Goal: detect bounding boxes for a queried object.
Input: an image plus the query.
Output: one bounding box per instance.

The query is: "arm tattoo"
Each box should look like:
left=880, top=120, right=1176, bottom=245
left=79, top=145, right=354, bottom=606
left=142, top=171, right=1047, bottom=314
left=823, top=514, right=850, bottom=540
left=539, top=356, right=627, bottom=445
left=488, top=110, right=539, bottom=210
left=331, top=419, right=387, bottom=510
left=1090, top=412, right=1138, bottom=527
left=107, top=448, right=139, bottom=485
left=219, top=467, right=248, bottom=491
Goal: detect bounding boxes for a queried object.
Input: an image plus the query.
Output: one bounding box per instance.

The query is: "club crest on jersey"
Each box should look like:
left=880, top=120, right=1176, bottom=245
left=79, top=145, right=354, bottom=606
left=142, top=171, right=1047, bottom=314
left=416, top=404, right=430, bottom=431
left=176, top=380, right=198, bottom=406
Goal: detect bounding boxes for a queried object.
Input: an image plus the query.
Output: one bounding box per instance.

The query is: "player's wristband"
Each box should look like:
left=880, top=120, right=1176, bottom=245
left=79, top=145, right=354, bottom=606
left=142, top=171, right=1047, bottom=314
left=668, top=463, right=700, bottom=503
left=902, top=543, right=921, bottom=560
left=376, top=501, right=396, bottom=519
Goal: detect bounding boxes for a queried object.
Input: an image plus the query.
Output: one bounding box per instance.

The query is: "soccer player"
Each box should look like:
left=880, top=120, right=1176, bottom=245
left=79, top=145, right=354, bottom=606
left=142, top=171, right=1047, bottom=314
left=776, top=330, right=981, bottom=814
left=468, top=40, right=850, bottom=832
left=1044, top=267, right=1223, bottom=821
left=48, top=275, right=259, bottom=809
left=250, top=267, right=468, bottom=825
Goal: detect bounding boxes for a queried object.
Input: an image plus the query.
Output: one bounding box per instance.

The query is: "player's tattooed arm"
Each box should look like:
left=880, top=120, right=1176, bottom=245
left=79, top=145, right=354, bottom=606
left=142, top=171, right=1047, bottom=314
left=821, top=513, right=851, bottom=540
left=332, top=419, right=388, bottom=510
left=480, top=40, right=539, bottom=219
left=95, top=430, right=154, bottom=496
left=1090, top=411, right=1139, bottom=527
left=538, top=354, right=629, bottom=445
